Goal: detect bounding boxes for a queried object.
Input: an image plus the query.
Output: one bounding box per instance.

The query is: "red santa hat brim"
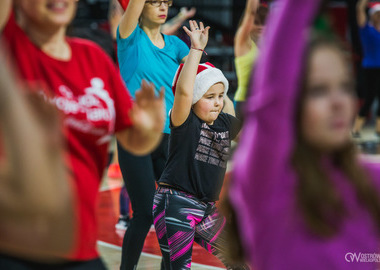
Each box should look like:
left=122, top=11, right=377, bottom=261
left=172, top=62, right=229, bottom=105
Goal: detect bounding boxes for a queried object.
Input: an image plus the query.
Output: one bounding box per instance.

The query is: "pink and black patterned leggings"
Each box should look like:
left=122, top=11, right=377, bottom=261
left=153, top=186, right=249, bottom=270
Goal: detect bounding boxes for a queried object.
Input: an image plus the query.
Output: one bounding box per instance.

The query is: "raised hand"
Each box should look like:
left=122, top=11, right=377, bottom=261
left=183, top=20, right=210, bottom=50
left=179, top=7, right=196, bottom=20
left=130, top=80, right=166, bottom=135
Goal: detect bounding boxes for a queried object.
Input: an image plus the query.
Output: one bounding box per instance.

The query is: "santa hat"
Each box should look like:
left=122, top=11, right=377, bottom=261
left=369, top=3, right=380, bottom=17
left=172, top=62, right=229, bottom=105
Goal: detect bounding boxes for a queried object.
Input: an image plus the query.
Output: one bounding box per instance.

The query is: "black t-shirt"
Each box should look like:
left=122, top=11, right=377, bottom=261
left=159, top=111, right=241, bottom=202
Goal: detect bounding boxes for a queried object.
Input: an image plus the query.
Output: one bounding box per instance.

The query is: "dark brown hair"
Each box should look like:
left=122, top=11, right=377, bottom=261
left=237, top=4, right=269, bottom=29
left=254, top=5, right=269, bottom=26
left=293, top=35, right=380, bottom=237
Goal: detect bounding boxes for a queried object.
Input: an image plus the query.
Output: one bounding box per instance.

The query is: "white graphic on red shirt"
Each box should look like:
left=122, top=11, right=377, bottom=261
left=49, top=78, right=116, bottom=144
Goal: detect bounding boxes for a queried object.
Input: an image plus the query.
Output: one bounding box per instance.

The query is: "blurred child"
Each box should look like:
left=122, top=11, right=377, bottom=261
left=229, top=0, right=380, bottom=269
left=0, top=50, right=73, bottom=262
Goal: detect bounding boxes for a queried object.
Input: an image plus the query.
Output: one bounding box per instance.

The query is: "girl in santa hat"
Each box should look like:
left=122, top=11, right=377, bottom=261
left=152, top=20, right=246, bottom=270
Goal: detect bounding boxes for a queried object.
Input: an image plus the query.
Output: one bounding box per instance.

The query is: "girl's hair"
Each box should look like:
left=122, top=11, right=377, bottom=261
left=292, top=33, right=380, bottom=237
left=237, top=4, right=269, bottom=29
left=255, top=5, right=269, bottom=26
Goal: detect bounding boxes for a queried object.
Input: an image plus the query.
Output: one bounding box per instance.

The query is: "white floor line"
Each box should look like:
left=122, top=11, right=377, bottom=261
left=97, top=241, right=225, bottom=270
left=99, top=182, right=123, bottom=192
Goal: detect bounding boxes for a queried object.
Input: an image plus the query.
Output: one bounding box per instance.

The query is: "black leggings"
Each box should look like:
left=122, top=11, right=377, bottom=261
left=0, top=255, right=106, bottom=270
left=117, top=134, right=169, bottom=270
left=359, top=68, right=380, bottom=117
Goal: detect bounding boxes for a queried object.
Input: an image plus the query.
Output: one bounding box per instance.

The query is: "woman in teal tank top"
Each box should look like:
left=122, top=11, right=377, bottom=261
left=116, top=1, right=189, bottom=269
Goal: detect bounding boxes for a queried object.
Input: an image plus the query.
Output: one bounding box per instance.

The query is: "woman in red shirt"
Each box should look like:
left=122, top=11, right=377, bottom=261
left=0, top=0, right=165, bottom=269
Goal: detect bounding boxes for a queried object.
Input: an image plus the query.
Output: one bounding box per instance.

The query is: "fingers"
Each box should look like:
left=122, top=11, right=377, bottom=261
left=146, top=81, right=155, bottom=99
left=199, top=21, right=204, bottom=31
left=189, top=20, right=196, bottom=31
left=141, top=79, right=154, bottom=95
left=187, top=20, right=209, bottom=33
left=183, top=26, right=192, bottom=36
left=204, top=26, right=210, bottom=37
left=137, top=80, right=163, bottom=107
left=159, top=86, right=165, bottom=101
left=193, top=20, right=199, bottom=30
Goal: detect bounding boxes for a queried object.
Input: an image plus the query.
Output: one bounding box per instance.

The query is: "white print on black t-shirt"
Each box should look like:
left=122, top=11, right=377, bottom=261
left=48, top=78, right=116, bottom=144
left=194, top=123, right=230, bottom=168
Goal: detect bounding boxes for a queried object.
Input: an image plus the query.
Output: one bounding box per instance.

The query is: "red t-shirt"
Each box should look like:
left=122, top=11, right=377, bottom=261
left=2, top=14, right=133, bottom=260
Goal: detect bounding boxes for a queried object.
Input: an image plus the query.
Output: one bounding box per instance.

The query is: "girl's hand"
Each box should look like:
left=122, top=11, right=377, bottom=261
left=183, top=20, right=210, bottom=50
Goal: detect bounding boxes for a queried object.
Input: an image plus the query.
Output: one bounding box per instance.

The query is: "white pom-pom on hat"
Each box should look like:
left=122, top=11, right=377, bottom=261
left=369, top=3, right=380, bottom=17
left=172, top=62, right=229, bottom=105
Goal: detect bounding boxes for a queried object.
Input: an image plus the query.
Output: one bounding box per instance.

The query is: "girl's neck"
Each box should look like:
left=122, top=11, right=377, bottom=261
left=19, top=20, right=71, bottom=61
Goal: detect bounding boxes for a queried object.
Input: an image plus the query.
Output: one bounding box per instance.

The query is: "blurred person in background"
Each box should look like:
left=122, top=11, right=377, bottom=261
left=0, top=49, right=74, bottom=265
left=113, top=0, right=196, bottom=232
left=233, top=0, right=268, bottom=120
left=0, top=0, right=165, bottom=269
left=352, top=0, right=380, bottom=137
left=227, top=0, right=380, bottom=269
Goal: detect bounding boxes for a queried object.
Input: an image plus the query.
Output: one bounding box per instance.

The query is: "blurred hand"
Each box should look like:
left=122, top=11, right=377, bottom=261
left=130, top=80, right=165, bottom=134
left=180, top=7, right=196, bottom=19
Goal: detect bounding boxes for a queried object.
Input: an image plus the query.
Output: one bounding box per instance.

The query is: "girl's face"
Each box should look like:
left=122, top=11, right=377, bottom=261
left=15, top=0, right=77, bottom=29
left=141, top=1, right=169, bottom=26
left=250, top=6, right=268, bottom=43
left=193, top=83, right=225, bottom=125
left=250, top=19, right=265, bottom=43
left=301, top=46, right=356, bottom=152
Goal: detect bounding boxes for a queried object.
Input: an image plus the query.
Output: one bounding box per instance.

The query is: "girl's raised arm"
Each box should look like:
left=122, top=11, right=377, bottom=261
left=234, top=0, right=259, bottom=57
left=356, top=0, right=369, bottom=28
left=0, top=0, right=12, bottom=32
left=171, top=20, right=209, bottom=127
